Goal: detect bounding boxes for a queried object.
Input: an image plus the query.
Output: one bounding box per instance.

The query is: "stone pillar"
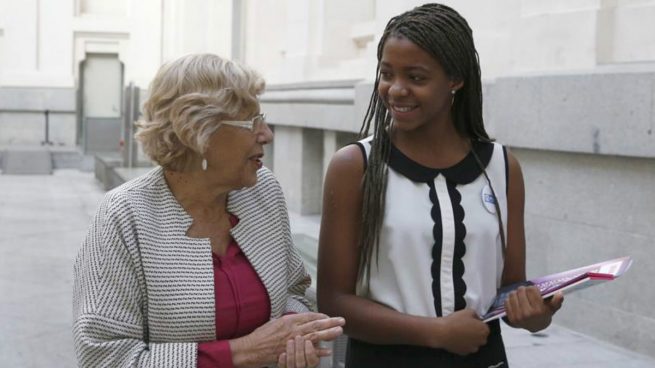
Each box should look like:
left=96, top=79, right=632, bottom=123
left=262, top=125, right=274, bottom=171
left=300, top=128, right=323, bottom=214
left=322, top=130, right=337, bottom=179
left=273, top=125, right=323, bottom=215
left=273, top=125, right=302, bottom=212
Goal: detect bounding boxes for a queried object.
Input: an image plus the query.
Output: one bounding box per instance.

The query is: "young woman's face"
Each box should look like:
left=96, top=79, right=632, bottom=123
left=378, top=35, right=460, bottom=132
left=203, top=112, right=273, bottom=189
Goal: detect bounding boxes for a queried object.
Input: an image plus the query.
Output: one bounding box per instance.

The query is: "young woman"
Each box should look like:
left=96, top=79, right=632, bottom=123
left=317, top=4, right=562, bottom=367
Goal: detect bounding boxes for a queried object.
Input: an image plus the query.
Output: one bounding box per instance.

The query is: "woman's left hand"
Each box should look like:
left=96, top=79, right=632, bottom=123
left=276, top=335, right=328, bottom=368
left=504, top=286, right=564, bottom=333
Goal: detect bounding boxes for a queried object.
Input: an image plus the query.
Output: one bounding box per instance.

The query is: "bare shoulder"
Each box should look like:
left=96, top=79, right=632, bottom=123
left=322, top=143, right=366, bottom=210
left=505, top=148, right=522, bottom=175
left=327, top=144, right=366, bottom=176
left=323, top=144, right=366, bottom=193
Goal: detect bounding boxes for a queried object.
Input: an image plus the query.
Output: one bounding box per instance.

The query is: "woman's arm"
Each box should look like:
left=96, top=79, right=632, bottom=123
left=501, top=149, right=563, bottom=332
left=262, top=168, right=315, bottom=314
left=73, top=193, right=198, bottom=368
left=501, top=149, right=527, bottom=286
left=284, top=225, right=313, bottom=313
left=317, top=145, right=489, bottom=354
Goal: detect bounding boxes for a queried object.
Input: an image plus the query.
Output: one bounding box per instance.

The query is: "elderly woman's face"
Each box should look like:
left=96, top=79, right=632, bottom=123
left=203, top=112, right=273, bottom=189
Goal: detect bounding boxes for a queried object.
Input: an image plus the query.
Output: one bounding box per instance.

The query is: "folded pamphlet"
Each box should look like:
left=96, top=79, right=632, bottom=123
left=482, top=256, right=633, bottom=322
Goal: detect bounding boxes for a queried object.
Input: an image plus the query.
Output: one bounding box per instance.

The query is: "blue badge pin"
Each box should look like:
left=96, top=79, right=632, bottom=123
left=481, top=185, right=496, bottom=214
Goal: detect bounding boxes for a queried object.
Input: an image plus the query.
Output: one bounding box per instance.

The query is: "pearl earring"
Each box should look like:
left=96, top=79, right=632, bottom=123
left=451, top=89, right=456, bottom=95
left=201, top=158, right=208, bottom=171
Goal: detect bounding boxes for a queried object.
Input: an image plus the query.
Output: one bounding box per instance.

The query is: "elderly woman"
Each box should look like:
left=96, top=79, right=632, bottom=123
left=73, top=53, right=344, bottom=368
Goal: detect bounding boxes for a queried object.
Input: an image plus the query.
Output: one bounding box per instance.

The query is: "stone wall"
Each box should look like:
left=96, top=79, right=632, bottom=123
left=0, top=87, right=76, bottom=146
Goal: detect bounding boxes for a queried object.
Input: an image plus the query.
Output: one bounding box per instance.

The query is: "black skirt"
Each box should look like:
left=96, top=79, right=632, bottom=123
left=345, top=319, right=508, bottom=368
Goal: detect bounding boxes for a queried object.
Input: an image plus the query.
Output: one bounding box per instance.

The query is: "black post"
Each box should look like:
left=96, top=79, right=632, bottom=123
left=41, top=109, right=53, bottom=146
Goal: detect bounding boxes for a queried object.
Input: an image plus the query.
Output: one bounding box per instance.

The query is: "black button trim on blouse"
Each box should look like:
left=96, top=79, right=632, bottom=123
left=356, top=137, right=496, bottom=317
left=448, top=181, right=468, bottom=313
left=428, top=180, right=444, bottom=317
left=384, top=139, right=491, bottom=317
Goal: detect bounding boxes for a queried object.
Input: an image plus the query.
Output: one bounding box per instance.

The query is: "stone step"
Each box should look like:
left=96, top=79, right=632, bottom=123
left=1, top=147, right=53, bottom=175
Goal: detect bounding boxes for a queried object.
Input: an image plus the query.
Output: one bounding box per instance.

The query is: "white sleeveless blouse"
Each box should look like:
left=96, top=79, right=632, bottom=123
left=356, top=136, right=508, bottom=318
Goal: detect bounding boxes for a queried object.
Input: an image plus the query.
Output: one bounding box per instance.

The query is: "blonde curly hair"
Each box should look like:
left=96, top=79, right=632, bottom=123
left=136, top=53, right=265, bottom=171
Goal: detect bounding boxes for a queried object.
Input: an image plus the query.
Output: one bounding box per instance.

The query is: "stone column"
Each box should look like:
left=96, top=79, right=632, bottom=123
left=322, top=130, right=337, bottom=179
left=273, top=125, right=323, bottom=215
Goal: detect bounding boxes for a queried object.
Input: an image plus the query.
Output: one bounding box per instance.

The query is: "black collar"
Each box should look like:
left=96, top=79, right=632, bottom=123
left=387, top=140, right=494, bottom=184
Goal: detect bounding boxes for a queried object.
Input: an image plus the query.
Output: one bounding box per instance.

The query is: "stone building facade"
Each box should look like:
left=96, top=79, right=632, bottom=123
left=1, top=0, right=653, bottom=358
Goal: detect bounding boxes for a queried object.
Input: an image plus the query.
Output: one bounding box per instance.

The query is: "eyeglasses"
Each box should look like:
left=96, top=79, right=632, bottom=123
left=221, top=113, right=266, bottom=132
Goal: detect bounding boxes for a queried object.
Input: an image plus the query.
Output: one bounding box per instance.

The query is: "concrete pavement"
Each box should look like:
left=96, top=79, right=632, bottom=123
left=0, top=170, right=105, bottom=367
left=0, top=169, right=653, bottom=367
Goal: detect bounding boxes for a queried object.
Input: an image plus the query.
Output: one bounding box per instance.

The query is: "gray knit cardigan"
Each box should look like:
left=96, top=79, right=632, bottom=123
left=73, top=166, right=312, bottom=367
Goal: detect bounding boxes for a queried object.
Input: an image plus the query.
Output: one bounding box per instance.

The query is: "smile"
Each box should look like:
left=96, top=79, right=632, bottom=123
left=390, top=104, right=418, bottom=113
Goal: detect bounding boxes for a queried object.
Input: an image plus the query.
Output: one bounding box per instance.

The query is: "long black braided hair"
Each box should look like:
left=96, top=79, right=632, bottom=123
left=358, top=3, right=496, bottom=283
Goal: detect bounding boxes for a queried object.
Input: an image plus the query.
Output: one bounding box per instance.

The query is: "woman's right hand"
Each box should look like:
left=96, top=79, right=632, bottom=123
left=230, top=312, right=345, bottom=367
left=436, top=309, right=490, bottom=356
left=277, top=335, right=325, bottom=368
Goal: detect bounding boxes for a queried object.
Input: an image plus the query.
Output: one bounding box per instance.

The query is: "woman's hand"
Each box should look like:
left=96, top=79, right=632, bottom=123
left=504, top=286, right=563, bottom=333
left=436, top=309, right=490, bottom=355
left=277, top=335, right=328, bottom=368
left=230, top=312, right=344, bottom=367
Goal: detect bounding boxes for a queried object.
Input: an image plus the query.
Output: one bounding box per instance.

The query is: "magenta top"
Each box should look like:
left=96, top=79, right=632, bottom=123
left=197, top=214, right=271, bottom=368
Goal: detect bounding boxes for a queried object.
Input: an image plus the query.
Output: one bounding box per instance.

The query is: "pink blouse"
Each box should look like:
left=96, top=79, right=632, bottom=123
left=197, top=215, right=271, bottom=368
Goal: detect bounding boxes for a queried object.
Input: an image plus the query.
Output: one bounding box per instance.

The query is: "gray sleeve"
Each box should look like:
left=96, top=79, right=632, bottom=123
left=72, top=192, right=197, bottom=368
left=285, top=245, right=314, bottom=313
left=277, top=181, right=314, bottom=314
